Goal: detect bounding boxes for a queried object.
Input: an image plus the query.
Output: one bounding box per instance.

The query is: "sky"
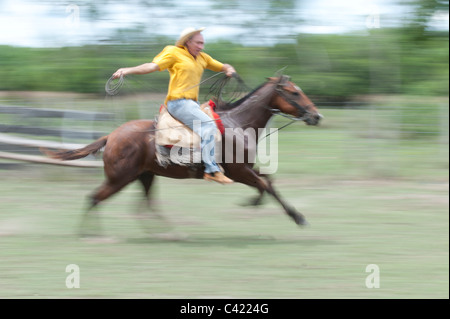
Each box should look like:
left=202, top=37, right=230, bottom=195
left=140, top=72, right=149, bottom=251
left=0, top=0, right=448, bottom=47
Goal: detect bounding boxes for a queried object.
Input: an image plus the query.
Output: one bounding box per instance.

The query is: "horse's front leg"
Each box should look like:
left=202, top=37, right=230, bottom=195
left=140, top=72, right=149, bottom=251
left=229, top=165, right=309, bottom=226
left=264, top=180, right=309, bottom=226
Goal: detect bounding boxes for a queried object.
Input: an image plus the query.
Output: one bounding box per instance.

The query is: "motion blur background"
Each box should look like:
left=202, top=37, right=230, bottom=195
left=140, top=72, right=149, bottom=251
left=0, top=0, right=448, bottom=97
left=0, top=0, right=448, bottom=298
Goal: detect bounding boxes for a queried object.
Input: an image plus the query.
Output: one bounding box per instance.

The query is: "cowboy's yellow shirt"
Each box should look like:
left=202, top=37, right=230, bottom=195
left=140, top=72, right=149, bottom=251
left=152, top=45, right=224, bottom=104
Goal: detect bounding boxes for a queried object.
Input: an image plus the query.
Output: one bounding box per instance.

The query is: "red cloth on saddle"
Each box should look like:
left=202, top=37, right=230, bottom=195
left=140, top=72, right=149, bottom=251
left=208, top=100, right=225, bottom=134
left=159, top=100, right=225, bottom=134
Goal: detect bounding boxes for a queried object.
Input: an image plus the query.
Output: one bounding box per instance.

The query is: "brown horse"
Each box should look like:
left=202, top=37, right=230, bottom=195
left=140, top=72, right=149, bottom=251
left=45, top=75, right=321, bottom=234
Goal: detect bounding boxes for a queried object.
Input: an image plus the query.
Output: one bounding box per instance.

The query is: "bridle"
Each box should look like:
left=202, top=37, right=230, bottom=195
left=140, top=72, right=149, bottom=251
left=270, top=75, right=316, bottom=122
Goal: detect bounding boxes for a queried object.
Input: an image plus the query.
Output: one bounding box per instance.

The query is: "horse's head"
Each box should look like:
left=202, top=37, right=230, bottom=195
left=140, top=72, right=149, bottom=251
left=269, top=76, right=322, bottom=126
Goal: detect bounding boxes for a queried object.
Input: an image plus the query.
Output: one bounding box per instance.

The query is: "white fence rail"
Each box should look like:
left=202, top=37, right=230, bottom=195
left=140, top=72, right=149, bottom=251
left=0, top=104, right=111, bottom=167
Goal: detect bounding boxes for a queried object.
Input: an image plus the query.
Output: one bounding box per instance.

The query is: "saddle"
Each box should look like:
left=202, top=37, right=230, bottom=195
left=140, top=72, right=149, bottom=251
left=155, top=100, right=224, bottom=149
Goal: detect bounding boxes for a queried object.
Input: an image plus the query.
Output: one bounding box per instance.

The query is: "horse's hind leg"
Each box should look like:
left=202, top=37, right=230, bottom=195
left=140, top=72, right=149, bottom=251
left=138, top=172, right=155, bottom=208
left=136, top=172, right=172, bottom=232
left=241, top=172, right=272, bottom=206
left=242, top=187, right=265, bottom=206
left=79, top=178, right=134, bottom=237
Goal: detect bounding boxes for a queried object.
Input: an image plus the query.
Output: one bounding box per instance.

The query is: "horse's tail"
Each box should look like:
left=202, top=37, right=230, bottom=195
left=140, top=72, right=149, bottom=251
left=42, top=135, right=108, bottom=161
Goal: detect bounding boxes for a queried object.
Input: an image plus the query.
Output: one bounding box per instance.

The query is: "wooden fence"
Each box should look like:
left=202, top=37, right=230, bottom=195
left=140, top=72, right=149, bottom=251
left=0, top=105, right=113, bottom=168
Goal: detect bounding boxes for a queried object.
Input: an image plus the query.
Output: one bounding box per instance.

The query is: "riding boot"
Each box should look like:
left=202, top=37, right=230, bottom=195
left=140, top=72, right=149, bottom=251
left=204, top=171, right=234, bottom=184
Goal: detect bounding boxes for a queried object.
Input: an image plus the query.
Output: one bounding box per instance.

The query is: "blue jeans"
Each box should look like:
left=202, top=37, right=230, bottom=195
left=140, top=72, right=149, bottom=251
left=167, top=99, right=220, bottom=173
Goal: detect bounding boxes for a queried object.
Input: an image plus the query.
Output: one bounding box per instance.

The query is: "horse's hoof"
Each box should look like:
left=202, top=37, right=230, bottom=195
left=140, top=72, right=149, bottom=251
left=292, top=213, right=309, bottom=227
left=240, top=197, right=264, bottom=207
left=298, top=219, right=310, bottom=227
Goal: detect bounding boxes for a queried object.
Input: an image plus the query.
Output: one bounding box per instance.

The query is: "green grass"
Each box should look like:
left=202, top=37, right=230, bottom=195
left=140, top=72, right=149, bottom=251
left=0, top=173, right=447, bottom=298
left=0, top=97, right=448, bottom=298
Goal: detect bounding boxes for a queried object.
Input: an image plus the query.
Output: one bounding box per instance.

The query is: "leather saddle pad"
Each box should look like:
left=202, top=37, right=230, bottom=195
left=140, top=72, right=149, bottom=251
left=156, top=102, right=222, bottom=149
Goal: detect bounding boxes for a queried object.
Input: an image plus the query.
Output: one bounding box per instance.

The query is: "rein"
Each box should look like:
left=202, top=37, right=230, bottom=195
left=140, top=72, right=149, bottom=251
left=275, top=88, right=310, bottom=116
left=273, top=78, right=316, bottom=122
left=258, top=79, right=316, bottom=140
left=259, top=117, right=297, bottom=141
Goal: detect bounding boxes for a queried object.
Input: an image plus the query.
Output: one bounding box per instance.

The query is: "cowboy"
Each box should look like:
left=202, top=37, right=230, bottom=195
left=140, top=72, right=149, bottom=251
left=112, top=27, right=235, bottom=184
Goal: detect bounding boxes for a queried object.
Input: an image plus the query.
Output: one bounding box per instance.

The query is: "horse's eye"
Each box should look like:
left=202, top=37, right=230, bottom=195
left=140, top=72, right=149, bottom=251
left=292, top=91, right=300, bottom=96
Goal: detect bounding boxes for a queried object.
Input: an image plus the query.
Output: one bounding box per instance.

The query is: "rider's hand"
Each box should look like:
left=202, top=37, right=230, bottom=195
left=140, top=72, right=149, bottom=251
left=225, top=68, right=236, bottom=77
left=112, top=68, right=126, bottom=79
left=223, top=64, right=236, bottom=77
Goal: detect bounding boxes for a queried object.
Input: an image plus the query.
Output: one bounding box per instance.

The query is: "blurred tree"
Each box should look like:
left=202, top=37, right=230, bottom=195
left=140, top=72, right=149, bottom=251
left=402, top=0, right=449, bottom=40
left=0, top=0, right=447, bottom=100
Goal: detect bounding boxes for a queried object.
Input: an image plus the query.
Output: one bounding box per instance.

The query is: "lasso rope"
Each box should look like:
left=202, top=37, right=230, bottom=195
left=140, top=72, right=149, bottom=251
left=105, top=75, right=124, bottom=96
left=105, top=72, right=228, bottom=97
left=207, top=73, right=250, bottom=105
left=103, top=73, right=227, bottom=133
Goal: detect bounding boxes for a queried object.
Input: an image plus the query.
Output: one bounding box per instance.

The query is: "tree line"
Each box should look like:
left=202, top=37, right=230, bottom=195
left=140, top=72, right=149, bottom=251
left=0, top=28, right=448, bottom=101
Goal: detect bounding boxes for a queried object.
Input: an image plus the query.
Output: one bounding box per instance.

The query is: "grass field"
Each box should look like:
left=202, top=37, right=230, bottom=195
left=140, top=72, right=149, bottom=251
left=0, top=97, right=448, bottom=299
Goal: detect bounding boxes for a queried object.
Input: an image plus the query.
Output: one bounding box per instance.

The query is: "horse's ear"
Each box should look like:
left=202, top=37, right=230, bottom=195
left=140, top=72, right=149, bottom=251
left=278, top=75, right=291, bottom=85
left=267, top=75, right=290, bottom=84
left=275, top=66, right=288, bottom=78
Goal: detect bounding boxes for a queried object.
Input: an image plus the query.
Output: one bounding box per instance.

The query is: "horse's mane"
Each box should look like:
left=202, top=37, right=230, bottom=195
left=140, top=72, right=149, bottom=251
left=213, top=83, right=266, bottom=111
left=207, top=74, right=267, bottom=111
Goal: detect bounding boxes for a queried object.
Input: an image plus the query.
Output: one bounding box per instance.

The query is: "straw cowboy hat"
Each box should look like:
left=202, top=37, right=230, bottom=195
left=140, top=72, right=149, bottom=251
left=176, top=27, right=206, bottom=47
